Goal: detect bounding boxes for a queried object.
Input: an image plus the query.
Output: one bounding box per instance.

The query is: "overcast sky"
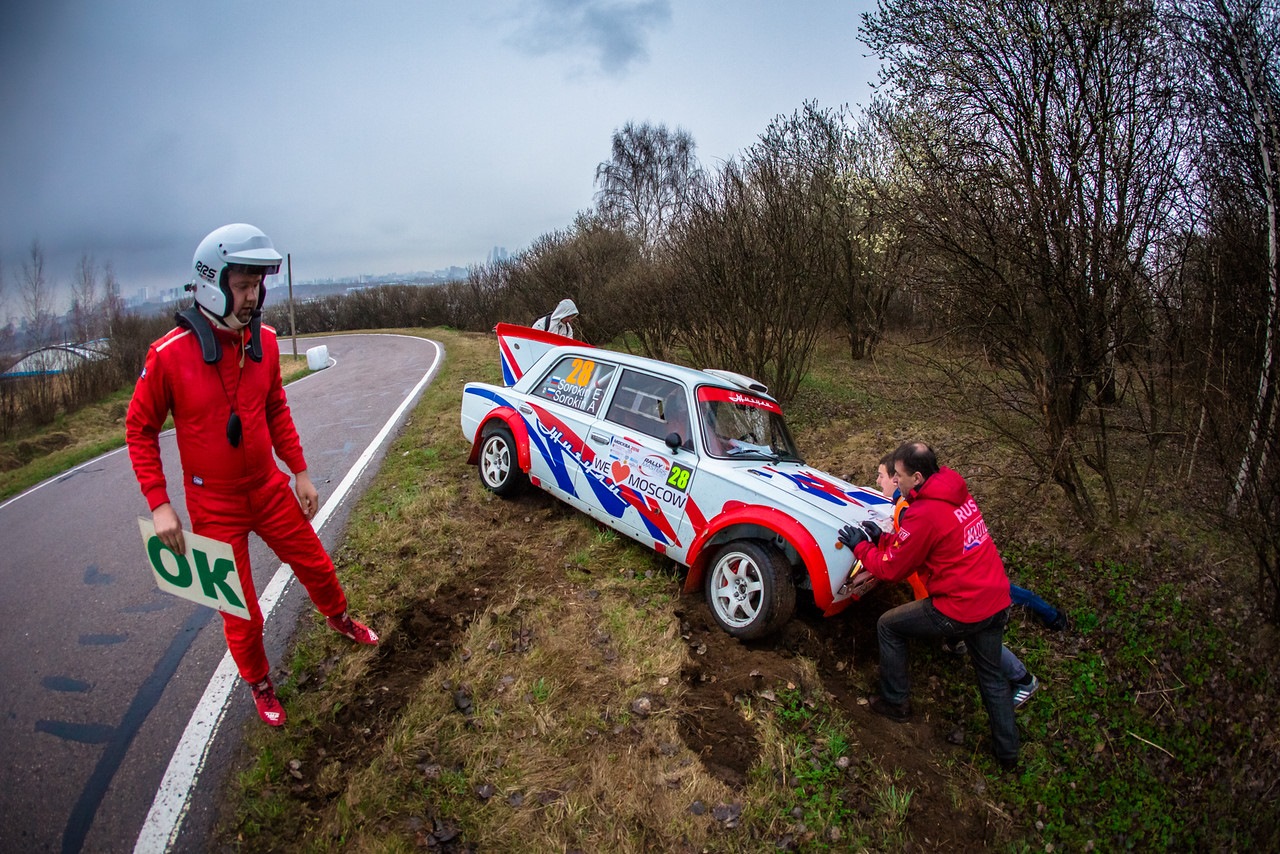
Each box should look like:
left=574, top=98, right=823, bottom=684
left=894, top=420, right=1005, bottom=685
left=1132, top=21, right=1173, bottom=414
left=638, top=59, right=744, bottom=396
left=0, top=0, right=882, bottom=311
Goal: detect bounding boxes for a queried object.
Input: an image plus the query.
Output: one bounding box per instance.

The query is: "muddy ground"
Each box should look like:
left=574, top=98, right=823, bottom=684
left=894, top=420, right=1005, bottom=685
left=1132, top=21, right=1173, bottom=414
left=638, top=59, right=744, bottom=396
left=261, top=487, right=1029, bottom=851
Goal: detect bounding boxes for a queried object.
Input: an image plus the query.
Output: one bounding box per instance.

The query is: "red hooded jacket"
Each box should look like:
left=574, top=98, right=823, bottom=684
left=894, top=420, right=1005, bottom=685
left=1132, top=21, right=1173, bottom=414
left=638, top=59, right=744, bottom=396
left=854, top=466, right=1011, bottom=622
left=126, top=321, right=306, bottom=510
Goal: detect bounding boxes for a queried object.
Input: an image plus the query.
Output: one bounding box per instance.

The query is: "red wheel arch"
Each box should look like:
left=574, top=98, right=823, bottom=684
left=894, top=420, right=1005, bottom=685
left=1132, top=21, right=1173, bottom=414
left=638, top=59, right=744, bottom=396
left=683, top=504, right=837, bottom=612
left=467, top=407, right=531, bottom=473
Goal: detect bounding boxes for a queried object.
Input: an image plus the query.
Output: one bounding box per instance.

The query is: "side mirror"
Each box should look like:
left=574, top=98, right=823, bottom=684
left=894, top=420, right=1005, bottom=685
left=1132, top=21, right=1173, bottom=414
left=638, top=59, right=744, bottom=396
left=665, top=432, right=683, bottom=452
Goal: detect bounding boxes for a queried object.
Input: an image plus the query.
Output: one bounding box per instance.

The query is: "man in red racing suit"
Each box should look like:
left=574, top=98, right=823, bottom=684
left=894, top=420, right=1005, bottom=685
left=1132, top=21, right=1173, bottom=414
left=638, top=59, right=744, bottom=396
left=126, top=223, right=377, bottom=727
left=839, top=442, right=1019, bottom=769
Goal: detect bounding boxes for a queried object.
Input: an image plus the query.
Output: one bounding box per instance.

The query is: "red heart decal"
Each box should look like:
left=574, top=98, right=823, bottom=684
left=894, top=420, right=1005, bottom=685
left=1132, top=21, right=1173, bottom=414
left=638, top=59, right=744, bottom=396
left=611, top=461, right=630, bottom=482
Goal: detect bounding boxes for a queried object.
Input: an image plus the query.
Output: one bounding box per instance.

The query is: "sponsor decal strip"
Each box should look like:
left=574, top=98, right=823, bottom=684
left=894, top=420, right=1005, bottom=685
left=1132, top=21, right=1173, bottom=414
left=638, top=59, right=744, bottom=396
left=520, top=402, right=682, bottom=545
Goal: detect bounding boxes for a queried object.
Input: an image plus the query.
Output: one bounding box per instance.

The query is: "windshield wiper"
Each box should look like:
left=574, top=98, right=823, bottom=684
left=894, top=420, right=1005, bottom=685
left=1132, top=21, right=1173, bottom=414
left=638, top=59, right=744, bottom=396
left=727, top=446, right=781, bottom=462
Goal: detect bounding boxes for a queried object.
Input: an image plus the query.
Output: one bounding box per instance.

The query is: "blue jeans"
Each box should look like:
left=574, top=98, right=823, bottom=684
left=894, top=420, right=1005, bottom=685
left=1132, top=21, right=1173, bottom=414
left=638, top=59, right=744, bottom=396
left=1011, top=584, right=1061, bottom=626
left=877, top=598, right=1019, bottom=762
left=1001, top=646, right=1028, bottom=682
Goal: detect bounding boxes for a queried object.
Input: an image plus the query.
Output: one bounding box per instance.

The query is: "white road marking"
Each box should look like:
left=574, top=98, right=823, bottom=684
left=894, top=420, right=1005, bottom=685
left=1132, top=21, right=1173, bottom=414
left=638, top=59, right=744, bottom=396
left=132, top=336, right=442, bottom=853
left=0, top=444, right=134, bottom=513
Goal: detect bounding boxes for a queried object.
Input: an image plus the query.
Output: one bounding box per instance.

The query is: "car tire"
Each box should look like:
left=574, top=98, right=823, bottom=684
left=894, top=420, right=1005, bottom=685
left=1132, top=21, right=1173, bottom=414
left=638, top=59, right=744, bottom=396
left=704, top=540, right=796, bottom=639
left=478, top=422, right=527, bottom=497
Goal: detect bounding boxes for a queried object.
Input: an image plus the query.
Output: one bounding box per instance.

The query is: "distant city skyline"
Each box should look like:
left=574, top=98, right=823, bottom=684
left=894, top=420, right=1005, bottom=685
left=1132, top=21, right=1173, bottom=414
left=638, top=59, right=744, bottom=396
left=123, top=263, right=474, bottom=310
left=4, top=251, right=486, bottom=322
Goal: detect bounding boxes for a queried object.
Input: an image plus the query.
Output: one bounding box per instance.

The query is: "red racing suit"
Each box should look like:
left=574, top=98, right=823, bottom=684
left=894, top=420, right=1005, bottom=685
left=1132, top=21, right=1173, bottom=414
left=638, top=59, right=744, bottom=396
left=126, top=316, right=346, bottom=682
left=853, top=466, right=1011, bottom=623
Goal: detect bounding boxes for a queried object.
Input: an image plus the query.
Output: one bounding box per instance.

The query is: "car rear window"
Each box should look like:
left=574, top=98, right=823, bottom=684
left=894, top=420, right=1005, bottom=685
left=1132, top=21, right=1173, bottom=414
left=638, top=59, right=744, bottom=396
left=536, top=355, right=617, bottom=415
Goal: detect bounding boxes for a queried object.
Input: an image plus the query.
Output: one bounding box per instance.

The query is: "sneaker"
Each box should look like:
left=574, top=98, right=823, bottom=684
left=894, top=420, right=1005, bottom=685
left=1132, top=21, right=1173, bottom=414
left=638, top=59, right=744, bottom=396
left=1011, top=674, right=1040, bottom=709
left=941, top=638, right=967, bottom=656
left=868, top=695, right=913, bottom=723
left=327, top=612, right=379, bottom=645
left=1045, top=611, right=1068, bottom=632
left=998, top=755, right=1019, bottom=772
left=250, top=677, right=286, bottom=727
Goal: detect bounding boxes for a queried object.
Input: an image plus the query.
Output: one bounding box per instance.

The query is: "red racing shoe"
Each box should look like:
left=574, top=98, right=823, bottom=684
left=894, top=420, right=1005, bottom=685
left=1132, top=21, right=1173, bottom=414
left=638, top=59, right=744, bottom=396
left=250, top=677, right=286, bottom=727
left=327, top=612, right=379, bottom=645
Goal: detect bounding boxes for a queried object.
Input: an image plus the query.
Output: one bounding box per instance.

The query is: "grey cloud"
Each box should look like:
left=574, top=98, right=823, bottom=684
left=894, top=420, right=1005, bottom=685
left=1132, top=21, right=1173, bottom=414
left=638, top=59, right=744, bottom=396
left=510, top=0, right=672, bottom=75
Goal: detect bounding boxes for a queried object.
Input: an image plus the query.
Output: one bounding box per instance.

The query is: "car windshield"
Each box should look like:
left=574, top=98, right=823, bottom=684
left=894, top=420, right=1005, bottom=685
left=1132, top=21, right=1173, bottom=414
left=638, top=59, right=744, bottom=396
left=697, top=386, right=803, bottom=462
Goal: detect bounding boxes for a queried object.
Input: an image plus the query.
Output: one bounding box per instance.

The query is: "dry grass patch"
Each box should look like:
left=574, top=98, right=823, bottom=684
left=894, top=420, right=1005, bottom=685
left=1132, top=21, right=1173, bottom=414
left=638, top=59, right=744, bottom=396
left=217, top=329, right=924, bottom=852
left=215, top=327, right=1279, bottom=852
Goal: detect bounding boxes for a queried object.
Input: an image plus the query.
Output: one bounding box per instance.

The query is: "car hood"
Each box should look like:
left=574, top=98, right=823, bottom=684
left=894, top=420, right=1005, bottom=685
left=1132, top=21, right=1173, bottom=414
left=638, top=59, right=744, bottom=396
left=725, top=461, right=894, bottom=527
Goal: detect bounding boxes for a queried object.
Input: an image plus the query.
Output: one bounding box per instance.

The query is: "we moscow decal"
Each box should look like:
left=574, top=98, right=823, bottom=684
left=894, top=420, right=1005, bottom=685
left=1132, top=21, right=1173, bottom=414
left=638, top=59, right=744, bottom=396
left=576, top=437, right=682, bottom=545
left=592, top=441, right=691, bottom=506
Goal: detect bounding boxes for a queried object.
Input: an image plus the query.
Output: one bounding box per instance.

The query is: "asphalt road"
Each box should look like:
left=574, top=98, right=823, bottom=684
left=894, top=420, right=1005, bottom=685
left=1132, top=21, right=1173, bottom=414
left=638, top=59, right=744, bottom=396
left=0, top=333, right=443, bottom=853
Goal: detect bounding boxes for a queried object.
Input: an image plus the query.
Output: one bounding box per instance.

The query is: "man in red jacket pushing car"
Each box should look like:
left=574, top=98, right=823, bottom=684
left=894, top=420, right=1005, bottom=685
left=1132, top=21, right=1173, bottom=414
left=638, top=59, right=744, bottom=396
left=839, top=442, right=1019, bottom=770
left=126, top=223, right=378, bottom=727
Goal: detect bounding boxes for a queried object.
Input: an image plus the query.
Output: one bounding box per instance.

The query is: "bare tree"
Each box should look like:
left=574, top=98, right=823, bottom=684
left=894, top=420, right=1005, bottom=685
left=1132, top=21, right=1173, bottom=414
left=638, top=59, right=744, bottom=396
left=0, top=257, right=13, bottom=362
left=1175, top=0, right=1280, bottom=515
left=670, top=115, right=847, bottom=403
left=788, top=102, right=914, bottom=361
left=102, top=262, right=124, bottom=337
left=1171, top=0, right=1280, bottom=620
left=594, top=121, right=702, bottom=254
left=505, top=212, right=642, bottom=345
left=20, top=240, right=56, bottom=349
left=71, top=253, right=100, bottom=343
left=863, top=0, right=1189, bottom=524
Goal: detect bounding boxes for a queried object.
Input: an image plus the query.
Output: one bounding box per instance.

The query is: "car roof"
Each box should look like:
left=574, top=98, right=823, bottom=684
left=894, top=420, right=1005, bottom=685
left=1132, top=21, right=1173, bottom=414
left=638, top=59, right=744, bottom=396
left=541, top=344, right=776, bottom=402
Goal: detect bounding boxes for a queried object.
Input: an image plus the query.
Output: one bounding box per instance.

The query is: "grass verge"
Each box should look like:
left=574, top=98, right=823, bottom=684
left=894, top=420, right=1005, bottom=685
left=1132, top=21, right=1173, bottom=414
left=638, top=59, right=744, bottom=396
left=211, top=328, right=1279, bottom=851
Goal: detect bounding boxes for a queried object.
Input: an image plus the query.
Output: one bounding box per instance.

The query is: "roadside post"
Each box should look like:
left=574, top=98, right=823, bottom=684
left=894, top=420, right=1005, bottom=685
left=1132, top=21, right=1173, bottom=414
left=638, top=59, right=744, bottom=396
left=288, top=252, right=298, bottom=358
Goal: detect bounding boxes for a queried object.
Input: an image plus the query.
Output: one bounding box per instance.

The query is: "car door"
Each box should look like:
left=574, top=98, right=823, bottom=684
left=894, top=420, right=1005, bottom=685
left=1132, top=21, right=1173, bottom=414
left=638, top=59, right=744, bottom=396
left=580, top=369, right=700, bottom=557
left=521, top=353, right=619, bottom=505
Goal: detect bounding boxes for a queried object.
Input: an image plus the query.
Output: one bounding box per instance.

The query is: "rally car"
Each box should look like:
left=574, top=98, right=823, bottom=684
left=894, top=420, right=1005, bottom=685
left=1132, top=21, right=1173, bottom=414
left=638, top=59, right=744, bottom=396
left=460, top=324, right=893, bottom=639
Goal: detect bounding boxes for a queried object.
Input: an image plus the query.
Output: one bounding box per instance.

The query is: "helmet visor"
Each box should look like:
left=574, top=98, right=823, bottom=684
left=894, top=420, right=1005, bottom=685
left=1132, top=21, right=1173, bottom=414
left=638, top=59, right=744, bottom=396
left=226, top=262, right=279, bottom=278
left=220, top=233, right=282, bottom=273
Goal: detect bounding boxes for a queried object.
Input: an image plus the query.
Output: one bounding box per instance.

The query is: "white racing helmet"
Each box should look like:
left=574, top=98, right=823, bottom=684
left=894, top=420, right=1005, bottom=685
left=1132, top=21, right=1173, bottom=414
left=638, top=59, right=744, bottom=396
left=190, top=223, right=282, bottom=317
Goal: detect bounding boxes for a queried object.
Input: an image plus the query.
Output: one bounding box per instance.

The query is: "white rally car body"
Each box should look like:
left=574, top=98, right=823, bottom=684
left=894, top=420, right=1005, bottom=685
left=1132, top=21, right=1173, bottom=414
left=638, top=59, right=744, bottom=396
left=461, top=324, right=893, bottom=638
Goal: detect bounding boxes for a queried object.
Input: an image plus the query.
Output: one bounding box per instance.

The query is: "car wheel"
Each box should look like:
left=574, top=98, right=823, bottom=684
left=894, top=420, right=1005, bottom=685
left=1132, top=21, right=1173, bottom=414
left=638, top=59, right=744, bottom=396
left=704, top=540, right=796, bottom=639
left=478, top=423, right=527, bottom=497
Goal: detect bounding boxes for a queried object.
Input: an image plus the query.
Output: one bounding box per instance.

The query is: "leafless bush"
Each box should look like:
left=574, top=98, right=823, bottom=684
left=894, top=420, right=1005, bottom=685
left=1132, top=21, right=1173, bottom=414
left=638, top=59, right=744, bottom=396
left=503, top=213, right=642, bottom=344
left=609, top=258, right=683, bottom=360
left=263, top=283, right=456, bottom=335
left=106, top=312, right=173, bottom=381
left=449, top=260, right=516, bottom=332
left=0, top=383, right=16, bottom=439
left=664, top=103, right=882, bottom=402
left=0, top=311, right=170, bottom=439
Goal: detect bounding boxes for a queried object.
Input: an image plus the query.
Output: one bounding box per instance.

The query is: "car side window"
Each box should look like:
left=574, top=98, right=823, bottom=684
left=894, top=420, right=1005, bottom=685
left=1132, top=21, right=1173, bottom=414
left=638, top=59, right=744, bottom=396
left=605, top=370, right=691, bottom=448
left=535, top=355, right=617, bottom=416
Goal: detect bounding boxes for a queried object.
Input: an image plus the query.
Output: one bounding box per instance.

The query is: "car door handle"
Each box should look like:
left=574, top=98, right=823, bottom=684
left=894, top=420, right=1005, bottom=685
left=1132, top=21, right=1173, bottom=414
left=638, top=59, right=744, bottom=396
left=590, top=433, right=610, bottom=444
left=518, top=404, right=533, bottom=415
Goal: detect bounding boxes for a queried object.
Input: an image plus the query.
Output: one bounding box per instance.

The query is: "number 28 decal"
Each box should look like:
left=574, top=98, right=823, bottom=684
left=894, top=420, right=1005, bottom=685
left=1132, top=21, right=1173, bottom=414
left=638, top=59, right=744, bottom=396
left=666, top=462, right=692, bottom=492
left=565, top=358, right=595, bottom=386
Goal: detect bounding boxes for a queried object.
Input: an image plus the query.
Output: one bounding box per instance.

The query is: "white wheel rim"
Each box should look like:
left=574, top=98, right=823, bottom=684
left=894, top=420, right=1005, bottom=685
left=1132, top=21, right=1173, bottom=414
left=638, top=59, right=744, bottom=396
left=481, top=436, right=510, bottom=486
left=709, top=551, right=763, bottom=628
